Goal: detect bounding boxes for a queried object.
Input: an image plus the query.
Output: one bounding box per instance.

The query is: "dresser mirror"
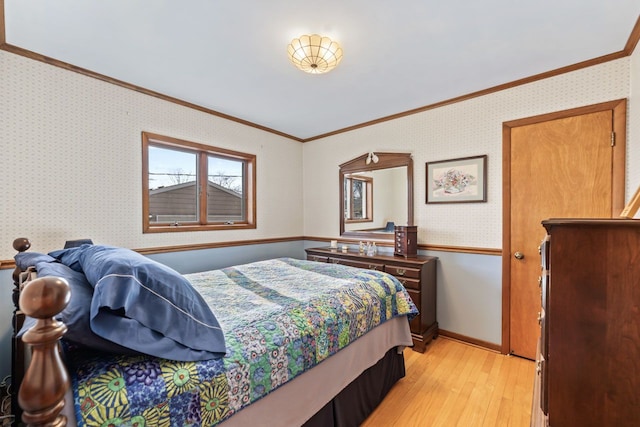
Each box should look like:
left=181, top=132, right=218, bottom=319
left=340, top=152, right=414, bottom=241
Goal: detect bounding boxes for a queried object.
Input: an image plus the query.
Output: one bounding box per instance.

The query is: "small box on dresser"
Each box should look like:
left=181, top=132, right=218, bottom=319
left=305, top=246, right=438, bottom=352
left=394, top=225, right=417, bottom=257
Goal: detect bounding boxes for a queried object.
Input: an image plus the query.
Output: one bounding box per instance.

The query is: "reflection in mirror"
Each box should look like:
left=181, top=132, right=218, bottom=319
left=344, top=174, right=373, bottom=221
left=340, top=153, right=413, bottom=241
left=344, top=168, right=407, bottom=231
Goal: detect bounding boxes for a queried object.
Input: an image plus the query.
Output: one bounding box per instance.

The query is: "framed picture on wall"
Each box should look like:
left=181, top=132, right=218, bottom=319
left=426, top=155, right=487, bottom=203
left=620, top=184, right=640, bottom=218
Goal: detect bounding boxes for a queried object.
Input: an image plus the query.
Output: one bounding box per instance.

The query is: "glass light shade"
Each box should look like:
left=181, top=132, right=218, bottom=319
left=287, top=34, right=343, bottom=74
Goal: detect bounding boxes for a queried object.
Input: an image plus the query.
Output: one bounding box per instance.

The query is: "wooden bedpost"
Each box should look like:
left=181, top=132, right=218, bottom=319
left=12, top=237, right=31, bottom=424
left=18, top=276, right=71, bottom=427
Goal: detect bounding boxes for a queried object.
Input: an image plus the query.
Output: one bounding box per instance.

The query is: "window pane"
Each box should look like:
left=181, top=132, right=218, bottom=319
left=143, top=132, right=256, bottom=232
left=148, top=145, right=198, bottom=224
left=207, top=155, right=245, bottom=223
left=344, top=178, right=350, bottom=219
left=352, top=179, right=364, bottom=219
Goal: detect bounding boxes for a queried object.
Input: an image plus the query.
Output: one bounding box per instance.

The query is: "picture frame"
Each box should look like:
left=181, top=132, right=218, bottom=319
left=426, top=155, right=487, bottom=203
left=620, top=184, right=640, bottom=218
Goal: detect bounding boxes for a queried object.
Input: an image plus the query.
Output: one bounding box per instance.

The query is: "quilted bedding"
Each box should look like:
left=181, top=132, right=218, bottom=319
left=66, top=257, right=418, bottom=426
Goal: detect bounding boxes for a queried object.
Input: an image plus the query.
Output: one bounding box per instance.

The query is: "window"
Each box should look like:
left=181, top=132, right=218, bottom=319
left=344, top=175, right=373, bottom=222
left=142, top=132, right=256, bottom=232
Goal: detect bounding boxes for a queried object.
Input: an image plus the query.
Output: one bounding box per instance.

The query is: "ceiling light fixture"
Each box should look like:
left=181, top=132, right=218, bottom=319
left=287, top=34, right=343, bottom=74
left=366, top=152, right=379, bottom=165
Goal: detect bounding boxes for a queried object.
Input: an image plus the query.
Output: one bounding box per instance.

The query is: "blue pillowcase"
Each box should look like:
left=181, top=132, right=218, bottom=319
left=18, top=260, right=138, bottom=355
left=50, top=245, right=226, bottom=361
left=49, top=246, right=85, bottom=272
left=14, top=252, right=56, bottom=271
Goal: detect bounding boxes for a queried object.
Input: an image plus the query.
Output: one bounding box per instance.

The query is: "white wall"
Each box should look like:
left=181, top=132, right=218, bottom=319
left=0, top=51, right=304, bottom=261
left=375, top=167, right=407, bottom=227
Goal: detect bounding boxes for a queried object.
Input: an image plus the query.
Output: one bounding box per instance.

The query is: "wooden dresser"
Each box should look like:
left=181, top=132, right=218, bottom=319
left=305, top=247, right=438, bottom=352
left=531, top=219, right=640, bottom=427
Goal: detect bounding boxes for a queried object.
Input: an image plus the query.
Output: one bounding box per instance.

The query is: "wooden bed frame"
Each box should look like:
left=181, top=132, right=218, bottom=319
left=10, top=238, right=408, bottom=426
left=11, top=237, right=70, bottom=426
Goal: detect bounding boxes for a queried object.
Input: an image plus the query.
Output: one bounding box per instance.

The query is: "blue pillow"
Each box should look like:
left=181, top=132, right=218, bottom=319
left=14, top=252, right=56, bottom=270
left=51, top=245, right=226, bottom=361
left=49, top=245, right=87, bottom=272
left=18, top=260, right=137, bottom=355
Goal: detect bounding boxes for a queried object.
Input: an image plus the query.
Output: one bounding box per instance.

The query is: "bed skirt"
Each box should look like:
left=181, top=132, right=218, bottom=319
left=303, top=346, right=405, bottom=426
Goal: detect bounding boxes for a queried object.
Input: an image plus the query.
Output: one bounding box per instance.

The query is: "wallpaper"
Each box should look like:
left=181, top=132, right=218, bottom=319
left=0, top=51, right=303, bottom=260
left=629, top=46, right=640, bottom=202
left=2, top=50, right=635, bottom=258
left=303, top=57, right=635, bottom=248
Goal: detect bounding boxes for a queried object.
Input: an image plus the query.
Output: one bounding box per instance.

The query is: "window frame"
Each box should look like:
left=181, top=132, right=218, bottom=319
left=142, top=132, right=256, bottom=233
left=344, top=174, right=373, bottom=223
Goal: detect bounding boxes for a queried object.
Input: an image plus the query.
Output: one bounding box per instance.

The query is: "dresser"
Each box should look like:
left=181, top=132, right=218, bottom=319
left=305, top=247, right=438, bottom=352
left=532, top=219, right=640, bottom=427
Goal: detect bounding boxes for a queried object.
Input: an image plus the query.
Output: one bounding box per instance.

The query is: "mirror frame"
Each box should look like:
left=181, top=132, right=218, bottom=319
left=339, top=152, right=414, bottom=241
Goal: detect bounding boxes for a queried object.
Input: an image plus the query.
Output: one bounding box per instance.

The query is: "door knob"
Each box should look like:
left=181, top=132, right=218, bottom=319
left=514, top=251, right=525, bottom=260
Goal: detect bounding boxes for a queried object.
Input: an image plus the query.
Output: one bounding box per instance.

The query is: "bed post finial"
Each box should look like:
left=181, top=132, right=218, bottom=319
left=12, top=237, right=31, bottom=284
left=18, top=276, right=71, bottom=427
left=13, top=237, right=31, bottom=252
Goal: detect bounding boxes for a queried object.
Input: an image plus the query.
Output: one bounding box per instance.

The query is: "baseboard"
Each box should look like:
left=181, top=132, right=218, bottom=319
left=438, top=329, right=502, bottom=353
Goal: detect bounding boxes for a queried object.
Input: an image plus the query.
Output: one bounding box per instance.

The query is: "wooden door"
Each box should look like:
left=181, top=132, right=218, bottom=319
left=503, top=100, right=626, bottom=360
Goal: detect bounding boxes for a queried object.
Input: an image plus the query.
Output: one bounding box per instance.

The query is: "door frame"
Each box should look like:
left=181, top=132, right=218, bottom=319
left=501, top=98, right=627, bottom=354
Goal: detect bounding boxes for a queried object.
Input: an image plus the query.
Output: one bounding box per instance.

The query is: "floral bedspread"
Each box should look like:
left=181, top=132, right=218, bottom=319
left=67, top=257, right=418, bottom=426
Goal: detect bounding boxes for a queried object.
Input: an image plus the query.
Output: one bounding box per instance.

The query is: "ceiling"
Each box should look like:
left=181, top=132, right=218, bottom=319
left=3, top=0, right=639, bottom=141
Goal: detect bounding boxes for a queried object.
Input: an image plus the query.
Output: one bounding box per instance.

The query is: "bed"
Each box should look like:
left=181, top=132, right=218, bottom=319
left=11, top=238, right=418, bottom=426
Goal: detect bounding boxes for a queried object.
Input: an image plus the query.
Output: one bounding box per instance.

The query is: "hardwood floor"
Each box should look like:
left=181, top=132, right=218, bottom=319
left=362, top=337, right=535, bottom=427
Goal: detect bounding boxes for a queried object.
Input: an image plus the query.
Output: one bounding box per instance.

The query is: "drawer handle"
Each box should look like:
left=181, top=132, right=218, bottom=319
left=369, top=264, right=378, bottom=270
left=400, top=279, right=407, bottom=286
left=331, top=259, right=340, bottom=264
left=396, top=268, right=406, bottom=276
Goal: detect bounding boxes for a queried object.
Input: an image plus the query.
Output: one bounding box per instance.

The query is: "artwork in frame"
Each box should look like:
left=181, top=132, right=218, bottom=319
left=426, top=155, right=487, bottom=203
left=620, top=184, right=640, bottom=218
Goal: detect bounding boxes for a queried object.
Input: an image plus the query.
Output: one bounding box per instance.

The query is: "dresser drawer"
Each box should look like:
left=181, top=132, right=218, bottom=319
left=328, top=257, right=384, bottom=271
left=394, top=276, right=420, bottom=290
left=385, top=265, right=421, bottom=279
left=307, top=255, right=329, bottom=263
